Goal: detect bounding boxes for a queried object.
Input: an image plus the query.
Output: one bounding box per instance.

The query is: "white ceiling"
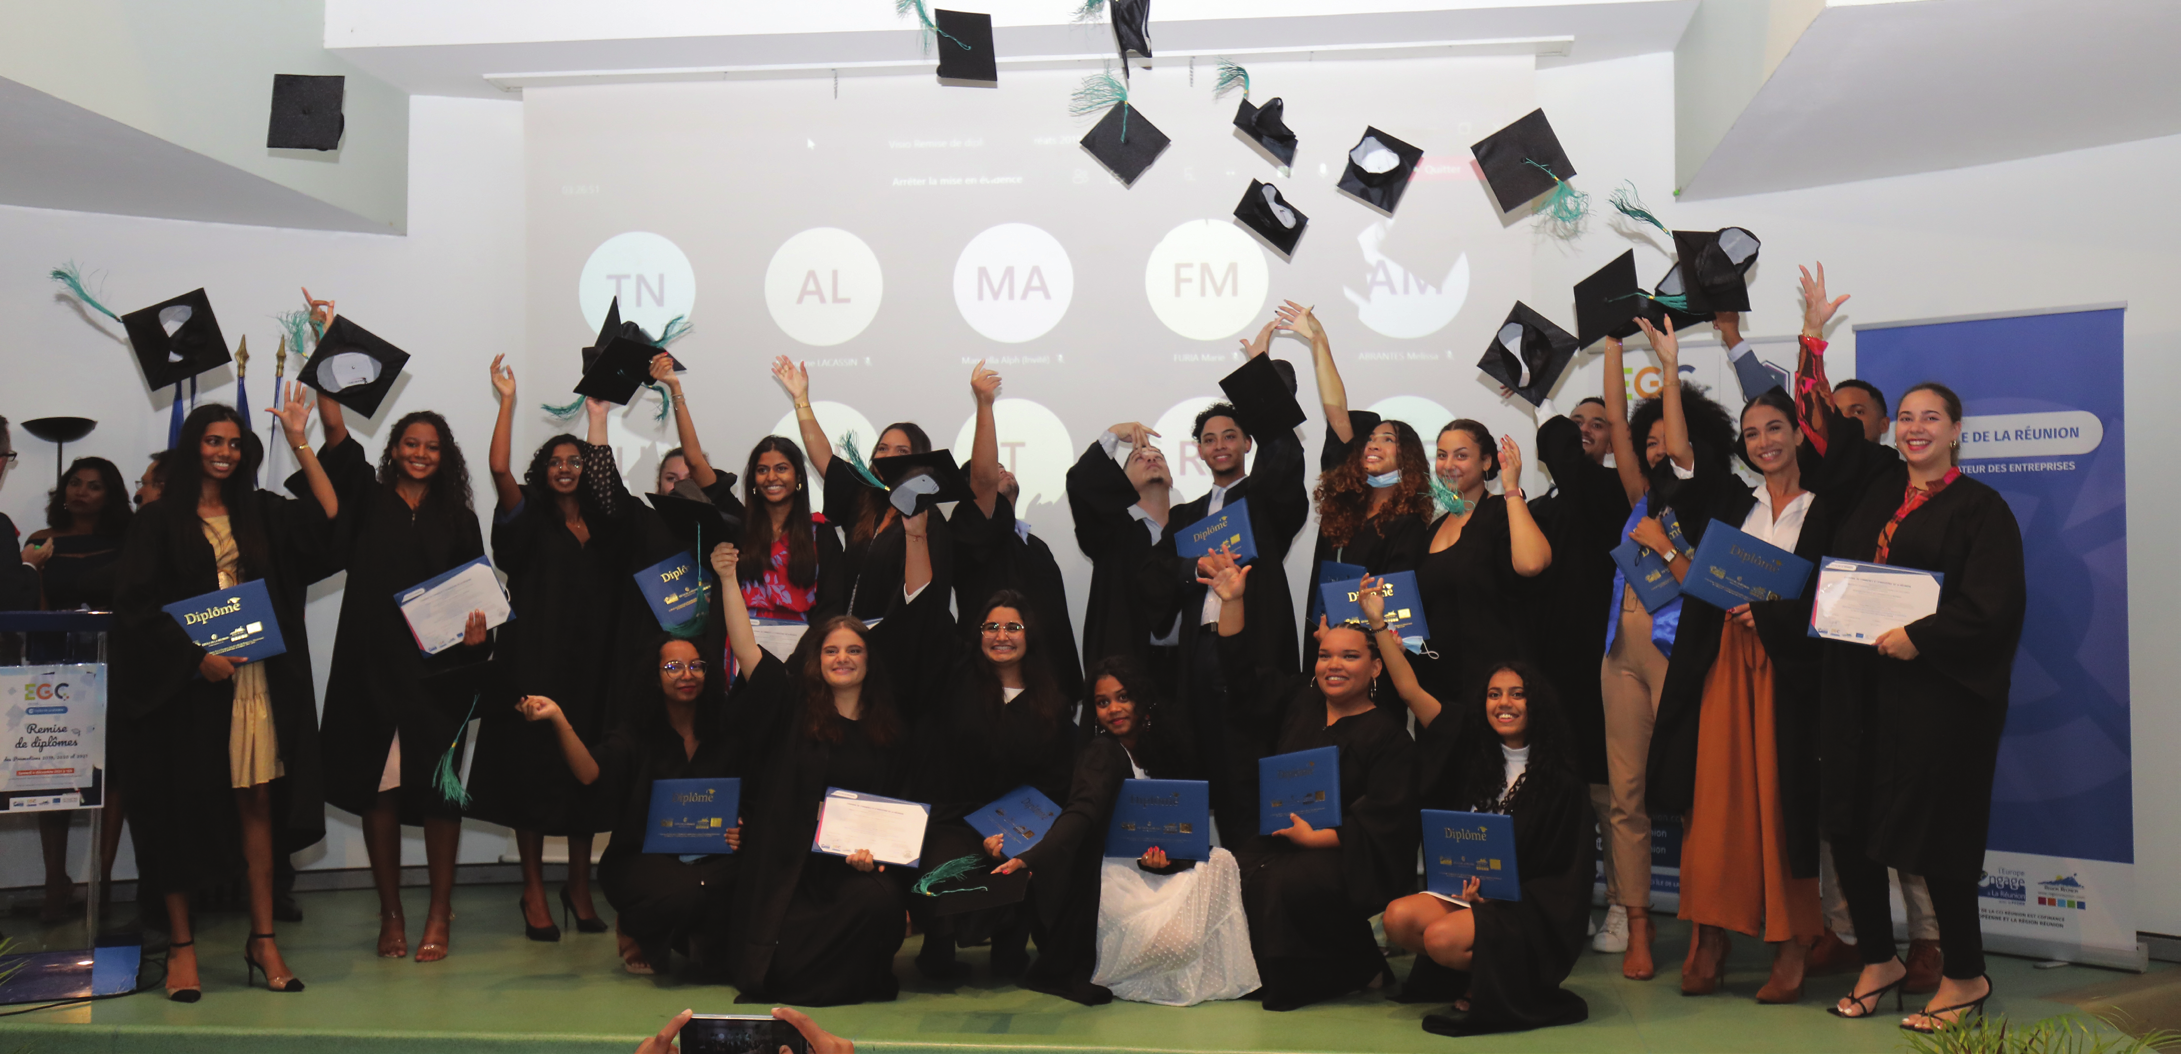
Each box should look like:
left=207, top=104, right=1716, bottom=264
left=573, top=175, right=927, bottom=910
left=1679, top=0, right=2181, bottom=199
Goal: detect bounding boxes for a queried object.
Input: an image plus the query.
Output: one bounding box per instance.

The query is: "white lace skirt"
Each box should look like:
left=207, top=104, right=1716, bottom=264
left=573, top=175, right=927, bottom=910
left=1092, top=847, right=1260, bottom=1006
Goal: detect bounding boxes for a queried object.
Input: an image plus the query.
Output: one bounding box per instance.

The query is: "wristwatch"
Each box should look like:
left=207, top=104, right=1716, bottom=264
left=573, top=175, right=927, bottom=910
left=1658, top=548, right=1680, bottom=564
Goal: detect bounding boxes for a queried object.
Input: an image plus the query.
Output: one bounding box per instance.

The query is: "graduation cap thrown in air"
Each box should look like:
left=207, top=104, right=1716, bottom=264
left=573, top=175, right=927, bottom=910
left=581, top=296, right=624, bottom=371
left=1080, top=102, right=1168, bottom=186
left=296, top=315, right=408, bottom=418
left=1336, top=127, right=1424, bottom=214
left=1642, top=262, right=1711, bottom=330
left=1671, top=227, right=1761, bottom=313
left=119, top=288, right=232, bottom=391
left=1478, top=302, right=1581, bottom=408
left=871, top=449, right=974, bottom=517
left=1233, top=179, right=1307, bottom=257
left=1233, top=97, right=1297, bottom=167
left=1111, top=0, right=1152, bottom=63
left=1573, top=250, right=1644, bottom=346
left=577, top=336, right=685, bottom=406
left=266, top=74, right=345, bottom=151
left=1470, top=108, right=1579, bottom=214
left=933, top=9, right=997, bottom=85
left=648, top=489, right=745, bottom=548
left=1217, top=352, right=1308, bottom=435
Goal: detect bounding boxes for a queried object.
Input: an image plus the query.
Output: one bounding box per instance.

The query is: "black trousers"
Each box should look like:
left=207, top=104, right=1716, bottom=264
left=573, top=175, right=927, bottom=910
left=1832, top=834, right=1983, bottom=980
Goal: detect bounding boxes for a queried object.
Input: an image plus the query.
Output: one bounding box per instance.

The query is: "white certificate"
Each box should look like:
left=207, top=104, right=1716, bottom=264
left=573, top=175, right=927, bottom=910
left=813, top=787, right=930, bottom=867
left=749, top=619, right=809, bottom=663
left=1810, top=559, right=1943, bottom=645
left=395, top=557, right=513, bottom=656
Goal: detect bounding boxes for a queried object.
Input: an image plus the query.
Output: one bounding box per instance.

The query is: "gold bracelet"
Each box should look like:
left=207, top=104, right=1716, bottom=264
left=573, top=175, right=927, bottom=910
left=794, top=401, right=812, bottom=412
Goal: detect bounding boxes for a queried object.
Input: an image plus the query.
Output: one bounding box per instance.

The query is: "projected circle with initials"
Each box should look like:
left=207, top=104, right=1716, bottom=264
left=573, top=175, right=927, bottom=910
left=579, top=232, right=697, bottom=338
left=950, top=399, right=1075, bottom=516
left=1143, top=220, right=1269, bottom=341
left=764, top=228, right=884, bottom=347
left=953, top=224, right=1075, bottom=343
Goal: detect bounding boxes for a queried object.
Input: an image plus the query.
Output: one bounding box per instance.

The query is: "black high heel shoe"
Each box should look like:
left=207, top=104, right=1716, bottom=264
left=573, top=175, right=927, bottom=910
left=165, top=939, right=201, bottom=1003
left=519, top=893, right=562, bottom=942
left=243, top=933, right=304, bottom=992
left=1828, top=973, right=1906, bottom=1018
left=560, top=886, right=608, bottom=934
left=1901, top=975, right=1992, bottom=1034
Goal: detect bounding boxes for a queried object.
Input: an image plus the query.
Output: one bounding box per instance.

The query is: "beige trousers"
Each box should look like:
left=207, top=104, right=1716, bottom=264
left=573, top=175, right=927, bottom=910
left=1599, top=586, right=1669, bottom=909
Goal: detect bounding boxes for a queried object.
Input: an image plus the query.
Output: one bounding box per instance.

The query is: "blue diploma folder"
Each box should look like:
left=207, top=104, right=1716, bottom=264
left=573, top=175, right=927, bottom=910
left=1423, top=809, right=1521, bottom=901
left=1178, top=498, right=1257, bottom=564
left=1318, top=569, right=1430, bottom=642
left=1105, top=779, right=1212, bottom=860
left=1681, top=519, right=1815, bottom=611
left=966, top=785, right=1064, bottom=859
left=1609, top=507, right=1691, bottom=613
left=634, top=552, right=715, bottom=631
left=642, top=778, right=739, bottom=855
left=1305, top=559, right=1366, bottom=626
left=1259, top=746, right=1340, bottom=834
left=162, top=579, right=287, bottom=665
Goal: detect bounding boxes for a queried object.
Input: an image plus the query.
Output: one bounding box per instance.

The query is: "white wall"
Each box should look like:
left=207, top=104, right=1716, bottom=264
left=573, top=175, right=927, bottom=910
left=0, top=95, right=525, bottom=886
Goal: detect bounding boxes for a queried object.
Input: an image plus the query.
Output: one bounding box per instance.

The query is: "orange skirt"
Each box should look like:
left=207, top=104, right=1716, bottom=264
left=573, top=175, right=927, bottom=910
left=1677, top=619, right=1820, bottom=942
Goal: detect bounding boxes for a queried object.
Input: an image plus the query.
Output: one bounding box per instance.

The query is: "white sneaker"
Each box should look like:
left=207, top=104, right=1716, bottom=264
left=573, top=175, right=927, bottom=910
left=1592, top=904, right=1629, bottom=953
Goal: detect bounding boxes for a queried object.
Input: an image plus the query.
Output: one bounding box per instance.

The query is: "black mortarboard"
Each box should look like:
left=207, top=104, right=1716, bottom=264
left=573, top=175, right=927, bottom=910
left=648, top=490, right=744, bottom=547
left=1232, top=97, right=1297, bottom=167
left=421, top=654, right=514, bottom=718
left=1573, top=250, right=1644, bottom=346
left=871, top=450, right=974, bottom=517
left=266, top=74, right=345, bottom=151
left=582, top=297, right=623, bottom=371
left=1217, top=353, right=1307, bottom=435
left=1478, top=302, right=1580, bottom=407
left=297, top=315, right=408, bottom=417
left=1080, top=103, right=1169, bottom=187
left=120, top=288, right=231, bottom=390
left=1470, top=108, right=1577, bottom=214
left=918, top=867, right=1030, bottom=916
left=1335, top=127, right=1424, bottom=214
left=576, top=336, right=684, bottom=406
left=933, top=10, right=997, bottom=85
left=1232, top=179, right=1307, bottom=257
left=1644, top=262, right=1710, bottom=329
left=1672, top=227, right=1761, bottom=313
left=1111, top=0, right=1152, bottom=61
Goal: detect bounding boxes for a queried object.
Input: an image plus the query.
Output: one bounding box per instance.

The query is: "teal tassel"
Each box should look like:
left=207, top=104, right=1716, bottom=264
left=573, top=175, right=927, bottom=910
left=896, top=0, right=970, bottom=50
left=47, top=263, right=121, bottom=322
left=1214, top=60, right=1249, bottom=98
left=1609, top=182, right=1668, bottom=234
left=651, top=381, right=674, bottom=423
left=1430, top=472, right=1472, bottom=516
left=433, top=695, right=478, bottom=807
left=275, top=310, right=313, bottom=357
left=1610, top=290, right=1691, bottom=313
left=653, top=315, right=691, bottom=346
left=913, top=854, right=991, bottom=897
left=540, top=396, right=585, bottom=419
left=837, top=432, right=886, bottom=490
left=1072, top=0, right=1106, bottom=21
left=1524, top=159, right=1590, bottom=230
left=1071, top=70, right=1130, bottom=142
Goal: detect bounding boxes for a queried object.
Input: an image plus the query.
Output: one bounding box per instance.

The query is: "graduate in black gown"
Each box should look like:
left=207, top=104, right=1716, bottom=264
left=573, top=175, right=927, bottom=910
left=517, top=630, right=742, bottom=976
left=1410, top=421, right=1551, bottom=706
left=732, top=435, right=844, bottom=627
left=770, top=354, right=947, bottom=622
left=313, top=397, right=493, bottom=963
left=1068, top=419, right=1181, bottom=690
left=114, top=394, right=339, bottom=998
left=0, top=417, right=40, bottom=615
left=1204, top=552, right=1418, bottom=1011
left=724, top=519, right=933, bottom=1006
left=471, top=358, right=627, bottom=940
left=1376, top=649, right=1593, bottom=1036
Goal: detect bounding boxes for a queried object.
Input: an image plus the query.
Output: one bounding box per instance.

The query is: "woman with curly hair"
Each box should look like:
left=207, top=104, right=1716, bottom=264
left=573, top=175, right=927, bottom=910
left=313, top=395, right=493, bottom=963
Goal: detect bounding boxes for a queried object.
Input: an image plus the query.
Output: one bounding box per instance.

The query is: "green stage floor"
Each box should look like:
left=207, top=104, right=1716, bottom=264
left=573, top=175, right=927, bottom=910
left=0, top=884, right=2167, bottom=1054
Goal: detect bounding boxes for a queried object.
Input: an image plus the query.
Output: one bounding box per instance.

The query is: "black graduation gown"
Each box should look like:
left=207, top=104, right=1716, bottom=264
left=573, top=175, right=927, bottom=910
left=1218, top=621, right=1418, bottom=1010
left=0, top=513, right=39, bottom=613
left=726, top=651, right=915, bottom=1006
left=1820, top=467, right=2024, bottom=881
left=113, top=489, right=332, bottom=898
left=315, top=437, right=490, bottom=825
left=592, top=712, right=742, bottom=972
left=1412, top=495, right=1535, bottom=711
left=614, top=475, right=741, bottom=705
left=39, top=531, right=126, bottom=611
left=468, top=441, right=632, bottom=835
left=1068, top=440, right=1172, bottom=679
left=949, top=494, right=1082, bottom=701
left=819, top=458, right=952, bottom=623
left=1307, top=410, right=1428, bottom=631
left=1408, top=721, right=1593, bottom=1035
left=1524, top=414, right=1629, bottom=785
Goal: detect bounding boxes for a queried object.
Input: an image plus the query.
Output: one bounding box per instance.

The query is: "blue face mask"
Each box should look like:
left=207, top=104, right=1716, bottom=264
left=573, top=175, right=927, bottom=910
left=1366, top=469, right=1402, bottom=489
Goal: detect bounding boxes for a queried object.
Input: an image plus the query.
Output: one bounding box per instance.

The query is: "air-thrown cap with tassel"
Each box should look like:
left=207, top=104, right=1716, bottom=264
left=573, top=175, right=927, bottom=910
left=1217, top=60, right=1297, bottom=167
left=1470, top=108, right=1581, bottom=215
left=578, top=333, right=686, bottom=406
left=1074, top=70, right=1169, bottom=186
left=870, top=449, right=975, bottom=517
left=114, top=288, right=233, bottom=391
left=1233, top=179, right=1308, bottom=256
left=296, top=315, right=410, bottom=418
left=1110, top=0, right=1152, bottom=65
left=1639, top=262, right=1710, bottom=329
left=1477, top=302, right=1581, bottom=408
left=1671, top=227, right=1761, bottom=313
left=1573, top=250, right=1645, bottom=346
left=933, top=9, right=997, bottom=84
left=1336, top=127, right=1425, bottom=214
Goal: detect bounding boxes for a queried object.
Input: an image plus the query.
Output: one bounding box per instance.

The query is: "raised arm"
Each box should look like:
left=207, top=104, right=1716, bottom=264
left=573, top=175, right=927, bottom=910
left=968, top=360, right=1002, bottom=516
left=315, top=384, right=349, bottom=451
left=772, top=356, right=832, bottom=478
left=1634, top=317, right=1693, bottom=472
left=270, top=382, right=338, bottom=520
left=1795, top=262, right=1852, bottom=453
left=1279, top=300, right=1349, bottom=444
left=515, top=696, right=600, bottom=784
left=584, top=396, right=609, bottom=448
left=709, top=542, right=763, bottom=677
left=487, top=355, right=524, bottom=511
left=1498, top=436, right=1552, bottom=578
left=1601, top=338, right=1645, bottom=506
left=1359, top=574, right=1441, bottom=727
left=903, top=510, right=933, bottom=597
left=653, top=353, right=718, bottom=489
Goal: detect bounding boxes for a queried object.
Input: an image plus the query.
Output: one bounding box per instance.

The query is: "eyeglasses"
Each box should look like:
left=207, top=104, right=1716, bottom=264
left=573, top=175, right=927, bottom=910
left=660, top=660, right=709, bottom=675
left=979, top=621, right=1026, bottom=635
left=0, top=451, right=16, bottom=465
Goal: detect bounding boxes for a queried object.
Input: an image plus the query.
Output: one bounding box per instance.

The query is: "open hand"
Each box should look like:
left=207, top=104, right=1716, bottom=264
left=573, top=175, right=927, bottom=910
left=1798, top=262, right=1850, bottom=335
left=1194, top=551, right=1249, bottom=602
left=970, top=359, right=1002, bottom=405
left=771, top=356, right=810, bottom=404
left=1240, top=319, right=1276, bottom=358
left=270, top=381, right=317, bottom=445
left=1634, top=315, right=1679, bottom=369
left=1273, top=300, right=1322, bottom=342
left=1498, top=435, right=1524, bottom=490
left=1108, top=421, right=1159, bottom=452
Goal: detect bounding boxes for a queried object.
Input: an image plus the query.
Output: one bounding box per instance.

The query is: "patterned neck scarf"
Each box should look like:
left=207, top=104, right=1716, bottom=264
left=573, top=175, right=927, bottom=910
left=1874, top=467, right=1960, bottom=564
